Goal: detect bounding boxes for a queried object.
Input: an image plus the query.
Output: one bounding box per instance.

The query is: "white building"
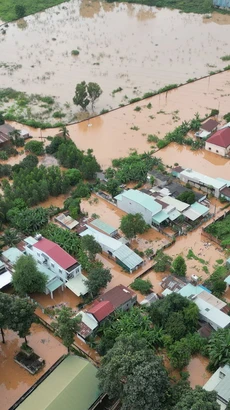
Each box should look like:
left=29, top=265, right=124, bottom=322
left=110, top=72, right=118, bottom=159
left=205, top=127, right=230, bottom=157
left=179, top=168, right=227, bottom=198
left=204, top=365, right=230, bottom=410
left=24, top=235, right=87, bottom=297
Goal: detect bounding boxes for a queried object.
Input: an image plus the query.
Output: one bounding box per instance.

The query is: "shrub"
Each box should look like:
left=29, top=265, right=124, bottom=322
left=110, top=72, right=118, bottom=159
left=134, top=106, right=141, bottom=112
left=147, top=134, right=159, bottom=143
left=52, top=111, right=66, bottom=118
left=210, top=109, right=219, bottom=116
left=25, top=140, right=44, bottom=156
left=15, top=5, right=26, bottom=19
left=71, top=50, right=80, bottom=56
left=130, top=278, right=152, bottom=294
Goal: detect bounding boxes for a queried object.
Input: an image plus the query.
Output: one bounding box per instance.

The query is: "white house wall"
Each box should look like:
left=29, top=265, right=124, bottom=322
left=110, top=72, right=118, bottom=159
left=116, top=196, right=152, bottom=224
left=205, top=142, right=229, bottom=157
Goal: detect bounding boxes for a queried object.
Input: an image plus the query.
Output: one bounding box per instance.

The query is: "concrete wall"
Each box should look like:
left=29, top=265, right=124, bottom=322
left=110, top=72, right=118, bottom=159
left=116, top=196, right=153, bottom=224
left=205, top=141, right=230, bottom=157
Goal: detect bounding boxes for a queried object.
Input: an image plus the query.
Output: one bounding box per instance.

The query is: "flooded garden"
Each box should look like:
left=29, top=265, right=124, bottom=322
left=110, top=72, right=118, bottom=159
left=0, top=0, right=230, bottom=123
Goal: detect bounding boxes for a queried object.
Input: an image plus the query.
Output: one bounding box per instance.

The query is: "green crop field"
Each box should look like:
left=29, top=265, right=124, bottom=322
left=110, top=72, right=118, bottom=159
left=0, top=0, right=69, bottom=22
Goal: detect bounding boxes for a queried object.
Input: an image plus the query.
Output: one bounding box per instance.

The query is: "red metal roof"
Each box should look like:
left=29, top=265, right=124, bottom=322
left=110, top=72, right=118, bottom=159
left=88, top=300, right=114, bottom=322
left=206, top=127, right=230, bottom=148
left=33, top=237, right=77, bottom=270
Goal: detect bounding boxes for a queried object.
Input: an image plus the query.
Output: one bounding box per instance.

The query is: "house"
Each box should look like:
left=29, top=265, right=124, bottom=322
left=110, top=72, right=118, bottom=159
left=0, top=123, right=15, bottom=144
left=164, top=181, right=206, bottom=202
left=179, top=168, right=228, bottom=198
left=88, top=218, right=118, bottom=237
left=205, top=127, right=230, bottom=157
left=213, top=0, right=230, bottom=9
left=224, top=274, right=230, bottom=289
left=182, top=202, right=209, bottom=221
left=147, top=170, right=171, bottom=187
left=160, top=275, right=186, bottom=293
left=16, top=355, right=103, bottom=410
left=195, top=119, right=219, bottom=139
left=80, top=226, right=143, bottom=273
left=0, top=260, right=12, bottom=290
left=55, top=213, right=79, bottom=230
left=171, top=166, right=184, bottom=178
left=140, top=293, right=159, bottom=306
left=24, top=235, right=87, bottom=297
left=77, top=285, right=137, bottom=341
left=204, top=365, right=230, bottom=410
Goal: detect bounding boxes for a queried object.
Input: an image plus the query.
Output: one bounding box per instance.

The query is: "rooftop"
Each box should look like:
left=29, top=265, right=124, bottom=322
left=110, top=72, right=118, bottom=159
left=113, top=244, right=143, bottom=270
left=77, top=311, right=98, bottom=338
left=0, top=123, right=15, bottom=135
left=183, top=202, right=209, bottom=221
left=201, top=119, right=219, bottom=132
left=0, top=269, right=12, bottom=289
left=89, top=218, right=117, bottom=236
left=65, top=273, right=88, bottom=296
left=88, top=300, right=114, bottom=322
left=180, top=169, right=226, bottom=190
left=55, top=213, right=79, bottom=230
left=172, top=166, right=184, bottom=173
left=161, top=195, right=190, bottom=212
left=115, top=189, right=162, bottom=216
left=195, top=297, right=230, bottom=329
left=224, top=275, right=230, bottom=285
left=33, top=237, right=78, bottom=270
left=204, top=365, right=230, bottom=403
left=206, top=127, right=230, bottom=148
left=80, top=226, right=121, bottom=252
left=17, top=355, right=101, bottom=410
left=99, top=284, right=136, bottom=310
left=2, top=247, right=23, bottom=265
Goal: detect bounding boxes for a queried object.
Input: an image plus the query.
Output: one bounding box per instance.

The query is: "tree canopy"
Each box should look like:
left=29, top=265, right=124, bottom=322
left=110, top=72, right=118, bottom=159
left=177, top=190, right=195, bottom=205
left=154, top=251, right=172, bottom=272
left=9, top=297, right=36, bottom=343
left=52, top=306, right=81, bottom=351
left=120, top=213, right=149, bottom=239
left=81, top=234, right=102, bottom=260
left=13, top=254, right=48, bottom=296
left=73, top=81, right=102, bottom=111
left=0, top=292, right=12, bottom=343
left=173, top=386, right=220, bottom=410
left=97, top=333, right=170, bottom=410
left=208, top=328, right=230, bottom=369
left=86, top=262, right=112, bottom=297
left=172, top=255, right=187, bottom=276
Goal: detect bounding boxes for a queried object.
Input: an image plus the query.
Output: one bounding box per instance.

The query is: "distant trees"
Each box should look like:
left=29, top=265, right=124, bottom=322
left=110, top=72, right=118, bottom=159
left=120, top=213, right=149, bottom=239
left=174, top=386, right=220, bottom=410
left=86, top=262, right=112, bottom=297
left=97, top=334, right=170, bottom=410
left=0, top=292, right=35, bottom=344
left=73, top=81, right=102, bottom=111
left=52, top=306, right=81, bottom=352
left=8, top=207, right=49, bottom=235
left=13, top=255, right=48, bottom=296
left=171, top=255, right=187, bottom=276
left=0, top=111, right=4, bottom=125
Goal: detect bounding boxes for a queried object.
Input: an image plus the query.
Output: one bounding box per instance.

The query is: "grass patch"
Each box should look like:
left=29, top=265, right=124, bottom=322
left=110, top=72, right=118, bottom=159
left=0, top=0, right=70, bottom=22
left=202, top=266, right=209, bottom=275
left=220, top=55, right=230, bottom=61
left=130, top=125, right=139, bottom=131
left=112, top=87, right=123, bottom=95
left=205, top=214, right=230, bottom=247
left=186, top=249, right=208, bottom=265
left=134, top=106, right=141, bottom=112
left=147, top=134, right=159, bottom=143
left=216, top=259, right=224, bottom=265
left=71, top=50, right=80, bottom=56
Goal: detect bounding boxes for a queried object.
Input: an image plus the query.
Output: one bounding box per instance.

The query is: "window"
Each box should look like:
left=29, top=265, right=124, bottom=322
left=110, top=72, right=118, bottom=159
left=59, top=269, right=62, bottom=274
left=216, top=150, right=219, bottom=153
left=208, top=147, right=211, bottom=150
left=51, top=263, right=54, bottom=268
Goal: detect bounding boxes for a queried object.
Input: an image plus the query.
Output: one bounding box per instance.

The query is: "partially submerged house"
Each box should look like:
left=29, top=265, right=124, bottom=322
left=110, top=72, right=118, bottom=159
left=24, top=235, right=87, bottom=297
left=16, top=355, right=103, bottom=410
left=205, top=127, right=230, bottom=157
left=0, top=123, right=15, bottom=145
left=195, top=119, right=219, bottom=139
left=0, top=260, right=12, bottom=290
left=80, top=225, right=143, bottom=273
left=204, top=365, right=230, bottom=410
left=55, top=213, right=79, bottom=230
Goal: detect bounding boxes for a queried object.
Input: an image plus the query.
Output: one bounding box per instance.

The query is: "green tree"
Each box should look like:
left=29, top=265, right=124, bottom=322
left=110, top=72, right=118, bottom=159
left=130, top=278, right=152, bottom=295
left=9, top=297, right=36, bottom=344
left=208, top=328, right=230, bottom=369
left=177, top=191, right=195, bottom=205
left=64, top=169, right=82, bottom=186
left=154, top=251, right=172, bottom=272
left=0, top=111, right=4, bottom=125
left=59, top=125, right=69, bottom=139
left=81, top=234, right=102, bottom=260
left=97, top=334, right=170, bottom=410
left=25, top=140, right=45, bottom=155
left=73, top=81, right=89, bottom=110
left=172, top=255, right=187, bottom=276
left=212, top=279, right=227, bottom=298
left=9, top=129, right=21, bottom=143
left=87, top=82, right=102, bottom=111
left=120, top=213, right=148, bottom=239
left=8, top=207, right=49, bottom=235
left=86, top=262, right=112, bottom=297
left=169, top=338, right=191, bottom=369
left=15, top=4, right=26, bottom=18
left=2, top=228, right=20, bottom=247
left=174, top=386, right=220, bottom=410
left=13, top=255, right=48, bottom=296
left=106, top=178, right=120, bottom=197
left=0, top=292, right=12, bottom=343
left=52, top=306, right=81, bottom=352
left=165, top=312, right=187, bottom=341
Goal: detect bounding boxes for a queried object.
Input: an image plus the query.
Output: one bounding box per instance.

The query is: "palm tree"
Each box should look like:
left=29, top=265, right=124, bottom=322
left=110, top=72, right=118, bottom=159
left=2, top=228, right=20, bottom=247
left=10, top=129, right=21, bottom=143
left=59, top=126, right=69, bottom=140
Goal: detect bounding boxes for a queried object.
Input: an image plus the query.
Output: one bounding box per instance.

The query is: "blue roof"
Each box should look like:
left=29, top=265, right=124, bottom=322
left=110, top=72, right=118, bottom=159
left=115, top=189, right=161, bottom=215
left=178, top=284, right=204, bottom=298
left=224, top=275, right=230, bottom=285
left=152, top=211, right=168, bottom=224
left=190, top=202, right=209, bottom=216
left=216, top=178, right=230, bottom=187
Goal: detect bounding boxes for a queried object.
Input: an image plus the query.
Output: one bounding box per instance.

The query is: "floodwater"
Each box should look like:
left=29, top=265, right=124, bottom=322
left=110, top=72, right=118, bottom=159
left=0, top=323, right=66, bottom=410
left=187, top=355, right=211, bottom=388
left=32, top=286, right=83, bottom=309
left=81, top=194, right=126, bottom=227
left=1, top=1, right=230, bottom=115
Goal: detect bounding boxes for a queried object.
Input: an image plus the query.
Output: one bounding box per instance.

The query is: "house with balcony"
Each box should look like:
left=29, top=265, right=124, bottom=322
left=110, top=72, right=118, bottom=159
left=24, top=235, right=88, bottom=297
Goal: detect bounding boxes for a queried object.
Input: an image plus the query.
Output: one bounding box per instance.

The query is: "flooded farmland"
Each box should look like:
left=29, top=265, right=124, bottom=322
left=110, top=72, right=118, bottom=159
left=1, top=0, right=230, bottom=116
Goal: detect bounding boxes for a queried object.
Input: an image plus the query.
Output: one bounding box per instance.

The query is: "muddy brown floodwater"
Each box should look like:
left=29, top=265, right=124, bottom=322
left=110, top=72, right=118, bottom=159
left=0, top=323, right=66, bottom=410
left=1, top=0, right=230, bottom=114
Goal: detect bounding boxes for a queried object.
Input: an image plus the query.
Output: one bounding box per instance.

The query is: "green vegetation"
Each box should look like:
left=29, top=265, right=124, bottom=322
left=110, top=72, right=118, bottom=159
left=86, top=262, right=112, bottom=297
left=186, top=249, right=208, bottom=265
left=120, top=213, right=149, bottom=239
left=224, top=112, right=230, bottom=123
left=73, top=81, right=102, bottom=111
left=204, top=264, right=227, bottom=297
left=0, top=0, right=69, bottom=22
left=130, top=278, right=152, bottom=294
left=112, top=87, right=123, bottom=95
left=130, top=125, right=139, bottom=131
left=221, top=55, right=230, bottom=61
left=147, top=134, right=159, bottom=143
left=134, top=106, right=141, bottom=112
left=13, top=255, right=48, bottom=296
left=208, top=328, right=230, bottom=370
left=71, top=50, right=80, bottom=56
left=174, top=386, right=220, bottom=410
left=177, top=191, right=195, bottom=205
left=154, top=251, right=172, bottom=272
left=205, top=214, right=230, bottom=246
left=171, top=255, right=187, bottom=277
left=25, top=140, right=45, bottom=155
left=52, top=306, right=81, bottom=352
left=81, top=234, right=102, bottom=261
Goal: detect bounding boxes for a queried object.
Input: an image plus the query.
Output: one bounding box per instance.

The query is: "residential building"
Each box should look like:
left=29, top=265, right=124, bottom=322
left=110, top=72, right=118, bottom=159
left=179, top=168, right=228, bottom=198
left=16, top=355, right=103, bottom=410
left=182, top=202, right=209, bottom=221
left=80, top=226, right=143, bottom=272
left=195, top=119, right=219, bottom=139
left=24, top=235, right=87, bottom=297
left=88, top=218, right=118, bottom=237
left=213, top=0, right=230, bottom=9
left=171, top=166, right=184, bottom=178
left=77, top=285, right=137, bottom=341
left=0, top=260, right=12, bottom=290
left=204, top=365, right=230, bottom=410
left=0, top=123, right=15, bottom=145
left=55, top=213, right=79, bottom=230
left=160, top=275, right=186, bottom=293
left=147, top=170, right=171, bottom=187
left=140, top=293, right=159, bottom=306
left=224, top=274, right=230, bottom=289
left=205, top=127, right=230, bottom=156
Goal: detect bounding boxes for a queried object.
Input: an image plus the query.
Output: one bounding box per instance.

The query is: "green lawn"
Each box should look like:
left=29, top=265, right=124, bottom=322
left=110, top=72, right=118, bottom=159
left=0, top=0, right=69, bottom=22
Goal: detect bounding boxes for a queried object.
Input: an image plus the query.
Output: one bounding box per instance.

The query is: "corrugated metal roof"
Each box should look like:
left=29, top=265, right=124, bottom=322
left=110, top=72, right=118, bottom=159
left=46, top=278, right=63, bottom=293
left=113, top=244, right=143, bottom=270
left=66, top=273, right=88, bottom=296
left=90, top=218, right=116, bottom=235
left=115, top=189, right=162, bottom=215
left=2, top=248, right=23, bottom=264
left=161, top=196, right=189, bottom=212
left=204, top=365, right=230, bottom=403
left=168, top=209, right=181, bottom=221
left=152, top=210, right=169, bottom=224
left=195, top=298, right=230, bottom=329
left=24, top=236, right=38, bottom=245
left=0, top=270, right=12, bottom=289
left=183, top=202, right=209, bottom=221
left=17, top=356, right=101, bottom=410
left=80, top=226, right=121, bottom=251
left=178, top=284, right=204, bottom=298
left=34, top=237, right=77, bottom=270
left=180, top=169, right=225, bottom=190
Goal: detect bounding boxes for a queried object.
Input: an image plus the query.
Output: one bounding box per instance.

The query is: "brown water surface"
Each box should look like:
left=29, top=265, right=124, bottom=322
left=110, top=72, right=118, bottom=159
left=187, top=355, right=211, bottom=388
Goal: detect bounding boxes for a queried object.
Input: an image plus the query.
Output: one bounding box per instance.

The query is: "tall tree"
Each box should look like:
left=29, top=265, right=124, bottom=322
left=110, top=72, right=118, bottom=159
left=154, top=251, right=172, bottom=272
left=97, top=334, right=170, bottom=410
left=172, top=255, right=187, bottom=276
left=73, top=81, right=89, bottom=110
left=59, top=125, right=70, bottom=139
left=120, top=213, right=148, bottom=239
left=1, top=228, right=20, bottom=247
left=86, top=262, right=112, bottom=297
left=81, top=234, right=102, bottom=260
left=174, top=386, right=220, bottom=410
left=9, top=297, right=36, bottom=344
left=87, top=82, right=102, bottom=111
left=52, top=306, right=81, bottom=352
left=0, top=293, right=12, bottom=343
left=13, top=255, right=48, bottom=296
left=208, top=328, right=230, bottom=369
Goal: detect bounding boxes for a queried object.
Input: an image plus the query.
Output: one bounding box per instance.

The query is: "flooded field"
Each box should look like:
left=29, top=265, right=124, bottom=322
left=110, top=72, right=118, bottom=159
left=0, top=323, right=66, bottom=410
left=1, top=0, right=230, bottom=117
